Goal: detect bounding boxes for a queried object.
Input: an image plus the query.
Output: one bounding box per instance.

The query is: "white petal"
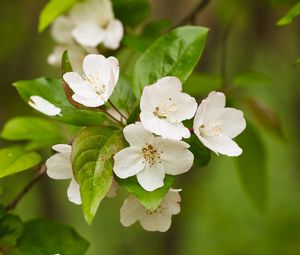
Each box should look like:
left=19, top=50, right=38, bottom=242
left=52, top=144, right=71, bottom=154
left=140, top=212, right=172, bottom=232
left=123, top=123, right=154, bottom=147
left=206, top=108, right=246, bottom=139
left=136, top=163, right=165, bottom=191
left=103, top=57, right=120, bottom=100
left=157, top=139, right=194, bottom=175
left=198, top=133, right=243, bottom=157
left=67, top=178, right=82, bottom=205
left=28, top=96, right=61, bottom=116
left=153, top=76, right=182, bottom=95
left=113, top=147, right=145, bottom=178
left=72, top=93, right=105, bottom=107
left=120, top=196, right=145, bottom=227
left=103, top=19, right=124, bottom=50
left=46, top=154, right=73, bottom=180
left=47, top=46, right=65, bottom=67
left=140, top=85, right=165, bottom=113
left=204, top=91, right=226, bottom=114
left=106, top=178, right=118, bottom=198
left=72, top=21, right=105, bottom=47
left=162, top=190, right=181, bottom=215
left=167, top=93, right=197, bottom=122
left=140, top=112, right=190, bottom=140
left=51, top=16, right=73, bottom=44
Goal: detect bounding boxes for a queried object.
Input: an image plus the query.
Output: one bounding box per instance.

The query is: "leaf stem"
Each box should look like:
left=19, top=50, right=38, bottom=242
left=108, top=100, right=128, bottom=121
left=5, top=164, right=46, bottom=212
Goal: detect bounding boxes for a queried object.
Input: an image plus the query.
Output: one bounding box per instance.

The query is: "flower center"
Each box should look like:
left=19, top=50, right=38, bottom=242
left=83, top=74, right=106, bottom=97
left=145, top=204, right=165, bottom=215
left=200, top=121, right=223, bottom=137
left=141, top=143, right=162, bottom=166
left=153, top=98, right=178, bottom=119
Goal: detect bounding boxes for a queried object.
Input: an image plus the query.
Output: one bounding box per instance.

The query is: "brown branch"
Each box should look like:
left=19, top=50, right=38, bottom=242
left=5, top=164, right=46, bottom=212
left=174, top=0, right=211, bottom=28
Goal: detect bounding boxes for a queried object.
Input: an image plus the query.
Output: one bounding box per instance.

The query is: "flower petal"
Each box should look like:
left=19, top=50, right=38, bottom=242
left=28, top=96, right=61, bottom=116
left=72, top=93, right=105, bottom=107
left=162, top=190, right=181, bottom=215
left=46, top=154, right=73, bottom=180
left=120, top=196, right=145, bottom=227
left=140, top=112, right=190, bottom=140
left=113, top=147, right=145, bottom=178
left=52, top=144, right=71, bottom=154
left=198, top=133, right=243, bottom=156
left=67, top=178, right=82, bottom=205
left=139, top=212, right=172, bottom=232
left=157, top=139, right=194, bottom=175
left=123, top=123, right=154, bottom=147
left=51, top=15, right=73, bottom=44
left=103, top=19, right=124, bottom=50
left=136, top=163, right=165, bottom=191
left=72, top=21, right=105, bottom=47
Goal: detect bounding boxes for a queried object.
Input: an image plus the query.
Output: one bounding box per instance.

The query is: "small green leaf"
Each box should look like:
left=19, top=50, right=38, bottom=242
left=116, top=175, right=173, bottom=211
left=235, top=123, right=267, bottom=211
left=232, top=70, right=272, bottom=88
left=72, top=126, right=124, bottom=224
left=0, top=146, right=41, bottom=178
left=132, top=26, right=209, bottom=98
left=0, top=214, right=23, bottom=247
left=1, top=116, right=62, bottom=150
left=186, top=135, right=211, bottom=167
left=38, top=0, right=81, bottom=32
left=62, top=50, right=73, bottom=73
left=277, top=1, right=300, bottom=26
left=293, top=56, right=300, bottom=66
left=13, top=78, right=108, bottom=126
left=15, top=219, right=89, bottom=255
left=112, top=0, right=150, bottom=27
left=110, top=75, right=137, bottom=114
left=184, top=73, right=222, bottom=96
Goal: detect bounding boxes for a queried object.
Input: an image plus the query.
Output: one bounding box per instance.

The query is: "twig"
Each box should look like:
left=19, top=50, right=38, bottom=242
left=108, top=100, right=128, bottom=121
left=5, top=164, right=46, bottom=211
left=174, top=0, right=211, bottom=28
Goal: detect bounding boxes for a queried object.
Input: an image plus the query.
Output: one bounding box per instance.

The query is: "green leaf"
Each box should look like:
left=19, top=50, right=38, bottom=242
left=62, top=50, right=73, bottom=73
left=293, top=56, right=300, bottom=66
left=110, top=75, right=137, bottom=114
left=1, top=116, right=62, bottom=150
left=116, top=175, right=173, bottom=211
left=126, top=105, right=140, bottom=124
left=232, top=70, right=272, bottom=88
left=186, top=135, right=211, bottom=167
left=0, top=214, right=23, bottom=247
left=183, top=73, right=222, bottom=96
left=38, top=0, right=81, bottom=32
left=112, top=0, right=150, bottom=27
left=235, top=123, right=267, bottom=211
left=132, top=26, right=209, bottom=98
left=72, top=126, right=124, bottom=224
left=277, top=1, right=300, bottom=26
left=15, top=219, right=89, bottom=255
left=0, top=146, right=41, bottom=178
left=13, top=78, right=108, bottom=126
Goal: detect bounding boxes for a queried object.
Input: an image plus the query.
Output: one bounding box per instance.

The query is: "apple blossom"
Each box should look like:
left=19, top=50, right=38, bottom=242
left=46, top=144, right=81, bottom=204
left=140, top=76, right=197, bottom=140
left=120, top=189, right=181, bottom=232
left=193, top=91, right=246, bottom=156
left=70, top=0, right=124, bottom=49
left=63, top=54, right=119, bottom=107
left=28, top=96, right=62, bottom=116
left=113, top=123, right=194, bottom=191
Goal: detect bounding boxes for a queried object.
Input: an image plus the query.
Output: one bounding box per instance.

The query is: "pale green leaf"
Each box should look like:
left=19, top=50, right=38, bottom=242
left=277, top=1, right=300, bottom=26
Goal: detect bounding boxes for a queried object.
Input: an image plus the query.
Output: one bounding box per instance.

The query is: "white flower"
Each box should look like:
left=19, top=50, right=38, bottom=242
left=120, top=189, right=181, bottom=232
left=70, top=0, right=123, bottom=49
left=193, top=91, right=246, bottom=156
left=46, top=144, right=81, bottom=205
left=50, top=16, right=74, bottom=45
left=140, top=76, right=197, bottom=140
left=113, top=123, right=194, bottom=191
left=63, top=54, right=119, bottom=107
left=28, top=96, right=62, bottom=116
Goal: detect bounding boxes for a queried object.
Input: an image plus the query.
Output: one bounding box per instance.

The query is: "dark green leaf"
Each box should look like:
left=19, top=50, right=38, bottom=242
left=132, top=26, right=208, bottom=98
left=112, top=0, right=150, bottom=27
left=186, top=135, right=211, bottom=167
left=0, top=146, right=41, bottom=178
left=13, top=78, right=108, bottom=126
left=72, top=126, right=124, bottom=224
left=15, top=219, right=89, bottom=255
left=126, top=105, right=140, bottom=124
left=116, top=175, right=173, bottom=211
left=235, top=123, right=267, bottom=211
left=1, top=116, right=62, bottom=150
left=0, top=214, right=23, bottom=247
left=184, top=73, right=222, bottom=96
left=277, top=1, right=300, bottom=26
left=38, top=0, right=81, bottom=32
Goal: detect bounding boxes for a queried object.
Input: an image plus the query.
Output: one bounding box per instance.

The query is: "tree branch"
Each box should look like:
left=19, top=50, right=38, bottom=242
left=5, top=164, right=46, bottom=212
